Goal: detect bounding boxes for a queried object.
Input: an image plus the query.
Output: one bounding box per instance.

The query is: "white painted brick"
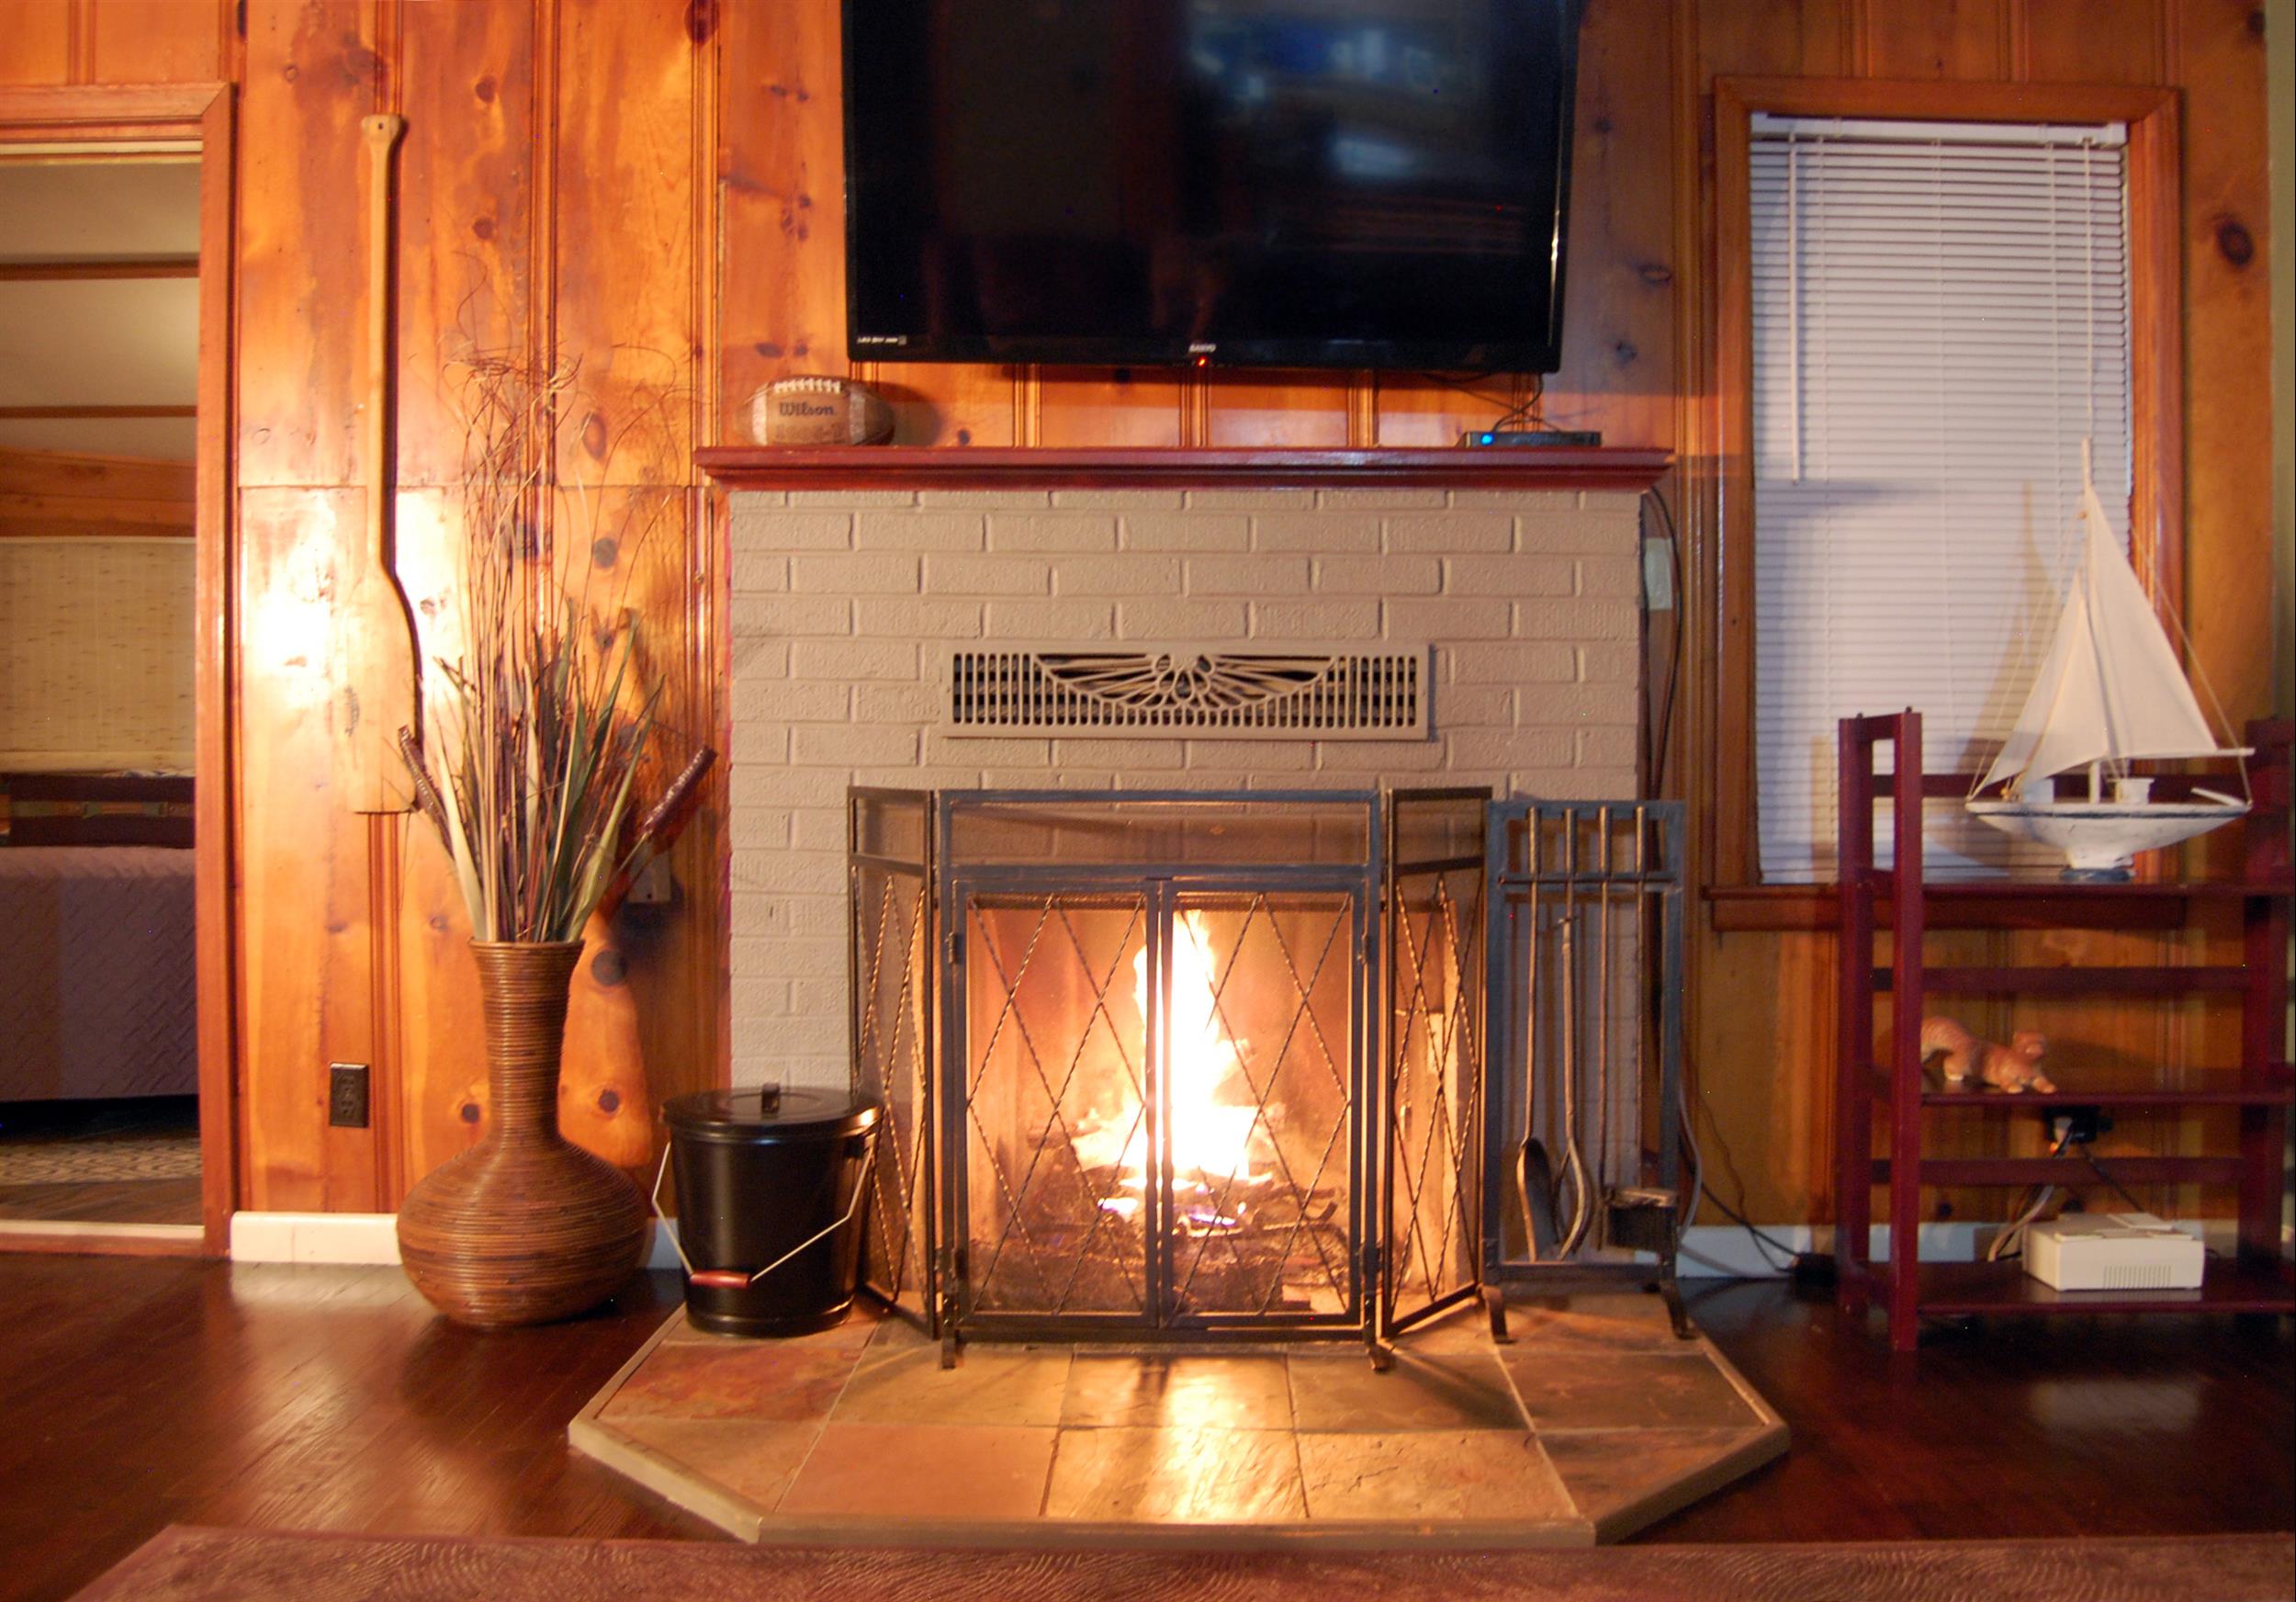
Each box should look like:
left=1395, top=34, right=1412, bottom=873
left=1385, top=512, right=1513, bottom=553
left=728, top=635, right=788, bottom=677
left=788, top=490, right=917, bottom=508
left=1315, top=739, right=1446, bottom=773
left=1313, top=555, right=1440, bottom=595
left=1517, top=511, right=1636, bottom=555
left=1448, top=727, right=1573, bottom=771
left=1253, top=513, right=1379, bottom=552
left=728, top=491, right=788, bottom=509
left=1252, top=598, right=1380, bottom=639
left=1577, top=554, right=1642, bottom=597
left=1447, top=555, right=1575, bottom=596
left=728, top=767, right=850, bottom=813
left=1385, top=597, right=1512, bottom=640
left=737, top=680, right=852, bottom=723
left=1517, top=683, right=1638, bottom=725
left=1317, top=489, right=1448, bottom=511
left=754, top=850, right=849, bottom=896
left=790, top=809, right=852, bottom=852
left=1449, top=490, right=1583, bottom=512
left=1582, top=491, right=1643, bottom=517
left=854, top=511, right=985, bottom=551
left=731, top=594, right=853, bottom=637
left=1533, top=768, right=1637, bottom=801
left=1052, top=554, right=1182, bottom=595
left=1118, top=599, right=1249, bottom=638
left=1179, top=739, right=1315, bottom=772
left=730, top=721, right=790, bottom=763
left=790, top=637, right=919, bottom=682
left=1052, top=739, right=1187, bottom=770
left=1121, top=513, right=1252, bottom=552
left=984, top=599, right=1119, bottom=639
left=988, top=513, right=1118, bottom=552
left=729, top=976, right=792, bottom=1019
left=1187, top=489, right=1315, bottom=510
left=731, top=509, right=854, bottom=552
left=732, top=556, right=788, bottom=593
left=994, top=768, right=1114, bottom=790
left=729, top=807, right=793, bottom=849
left=1051, top=490, right=1186, bottom=510
left=1578, top=726, right=1640, bottom=769
left=926, top=553, right=1052, bottom=595
left=917, top=490, right=1052, bottom=509
left=793, top=724, right=917, bottom=766
left=788, top=977, right=847, bottom=1017
left=1186, top=555, right=1310, bottom=595
left=1518, top=598, right=1638, bottom=641
left=1578, top=643, right=1641, bottom=684
left=1435, top=685, right=1516, bottom=727
left=853, top=683, right=942, bottom=724
left=853, top=596, right=984, bottom=638
left=925, top=731, right=1052, bottom=766
left=790, top=553, right=921, bottom=594
left=1449, top=641, right=1577, bottom=683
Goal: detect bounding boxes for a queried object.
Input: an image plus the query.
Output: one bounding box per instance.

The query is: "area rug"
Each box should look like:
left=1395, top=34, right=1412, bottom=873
left=0, top=1132, right=200, bottom=1184
left=71, top=1528, right=2295, bottom=1602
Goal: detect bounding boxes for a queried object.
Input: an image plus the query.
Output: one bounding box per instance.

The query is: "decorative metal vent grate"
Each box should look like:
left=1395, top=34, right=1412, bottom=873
left=943, top=645, right=1428, bottom=741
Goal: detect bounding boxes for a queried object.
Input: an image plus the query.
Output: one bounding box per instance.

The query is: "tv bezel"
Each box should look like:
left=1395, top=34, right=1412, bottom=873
left=840, top=0, right=1581, bottom=375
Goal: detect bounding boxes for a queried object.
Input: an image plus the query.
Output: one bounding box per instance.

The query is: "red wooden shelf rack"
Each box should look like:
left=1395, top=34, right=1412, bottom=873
left=1833, top=710, right=2295, bottom=1351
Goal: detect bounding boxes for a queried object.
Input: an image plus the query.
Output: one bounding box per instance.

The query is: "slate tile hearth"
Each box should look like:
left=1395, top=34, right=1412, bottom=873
left=571, top=1292, right=1789, bottom=1546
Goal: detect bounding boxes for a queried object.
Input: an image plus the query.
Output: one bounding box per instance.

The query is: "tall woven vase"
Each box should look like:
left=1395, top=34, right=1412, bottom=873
left=398, top=941, right=647, bottom=1327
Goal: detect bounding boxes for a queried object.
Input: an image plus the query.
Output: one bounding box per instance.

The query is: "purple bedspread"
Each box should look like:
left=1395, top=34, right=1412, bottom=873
left=0, top=846, right=197, bottom=1102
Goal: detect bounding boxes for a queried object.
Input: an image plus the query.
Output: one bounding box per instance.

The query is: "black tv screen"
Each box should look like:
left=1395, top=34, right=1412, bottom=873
left=844, top=1, right=1582, bottom=372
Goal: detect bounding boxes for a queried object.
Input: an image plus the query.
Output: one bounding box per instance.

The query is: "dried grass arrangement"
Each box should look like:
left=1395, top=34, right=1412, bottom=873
left=400, top=347, right=714, bottom=944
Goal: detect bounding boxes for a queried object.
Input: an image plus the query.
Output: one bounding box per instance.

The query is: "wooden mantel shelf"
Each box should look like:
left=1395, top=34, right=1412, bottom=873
left=694, top=445, right=1671, bottom=493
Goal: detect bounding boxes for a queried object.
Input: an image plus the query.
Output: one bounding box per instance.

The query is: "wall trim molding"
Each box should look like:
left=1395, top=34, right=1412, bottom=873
left=228, top=1211, right=681, bottom=1271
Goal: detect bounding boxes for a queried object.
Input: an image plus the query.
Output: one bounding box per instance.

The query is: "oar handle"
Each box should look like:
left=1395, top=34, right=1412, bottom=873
left=361, top=114, right=403, bottom=570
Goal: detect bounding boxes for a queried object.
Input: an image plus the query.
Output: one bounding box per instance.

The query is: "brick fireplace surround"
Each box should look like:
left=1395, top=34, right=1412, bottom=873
left=703, top=448, right=1669, bottom=1092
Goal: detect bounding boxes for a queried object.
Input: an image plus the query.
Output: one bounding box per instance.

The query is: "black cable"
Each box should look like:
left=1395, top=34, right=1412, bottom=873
left=1698, top=1181, right=1804, bottom=1273
left=2077, top=1146, right=2151, bottom=1216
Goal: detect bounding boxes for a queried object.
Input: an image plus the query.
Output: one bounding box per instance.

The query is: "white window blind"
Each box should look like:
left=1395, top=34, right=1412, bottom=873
left=1750, top=114, right=2135, bottom=883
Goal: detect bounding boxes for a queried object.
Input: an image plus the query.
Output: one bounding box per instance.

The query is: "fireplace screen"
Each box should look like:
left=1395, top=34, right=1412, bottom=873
left=850, top=788, right=1487, bottom=1348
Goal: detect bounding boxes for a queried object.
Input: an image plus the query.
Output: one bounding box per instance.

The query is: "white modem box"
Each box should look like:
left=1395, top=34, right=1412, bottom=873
left=2024, top=1213, right=2203, bottom=1292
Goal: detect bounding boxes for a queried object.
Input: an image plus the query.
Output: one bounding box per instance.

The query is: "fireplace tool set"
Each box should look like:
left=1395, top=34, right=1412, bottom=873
left=845, top=787, right=1688, bottom=1368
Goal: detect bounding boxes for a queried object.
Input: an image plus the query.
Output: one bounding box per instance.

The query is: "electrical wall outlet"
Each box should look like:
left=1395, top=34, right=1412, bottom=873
left=329, top=1062, right=370, bottom=1129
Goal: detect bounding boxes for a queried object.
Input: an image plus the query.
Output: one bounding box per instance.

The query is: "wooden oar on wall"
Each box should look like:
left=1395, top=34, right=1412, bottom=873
left=331, top=113, right=419, bottom=814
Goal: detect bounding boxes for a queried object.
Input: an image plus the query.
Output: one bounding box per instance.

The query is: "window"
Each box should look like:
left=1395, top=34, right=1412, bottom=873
left=1746, top=114, right=2140, bottom=883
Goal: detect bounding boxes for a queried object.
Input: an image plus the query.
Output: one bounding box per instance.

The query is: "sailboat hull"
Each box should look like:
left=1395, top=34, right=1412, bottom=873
left=1964, top=799, right=2245, bottom=877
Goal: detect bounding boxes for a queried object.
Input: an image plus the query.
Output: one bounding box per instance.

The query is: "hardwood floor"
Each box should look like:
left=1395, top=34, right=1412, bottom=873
left=0, top=1178, right=202, bottom=1224
left=0, top=1258, right=2286, bottom=1602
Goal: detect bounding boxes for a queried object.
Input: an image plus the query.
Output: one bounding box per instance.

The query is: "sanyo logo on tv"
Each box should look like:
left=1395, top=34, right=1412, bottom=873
left=854, top=334, right=908, bottom=346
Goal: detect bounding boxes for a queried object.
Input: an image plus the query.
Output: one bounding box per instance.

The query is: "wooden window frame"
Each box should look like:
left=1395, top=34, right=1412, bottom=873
left=0, top=85, right=240, bottom=1256
left=1707, top=77, right=2184, bottom=931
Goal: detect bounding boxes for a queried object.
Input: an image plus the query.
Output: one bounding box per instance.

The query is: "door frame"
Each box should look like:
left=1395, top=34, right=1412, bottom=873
left=0, top=84, right=240, bottom=1258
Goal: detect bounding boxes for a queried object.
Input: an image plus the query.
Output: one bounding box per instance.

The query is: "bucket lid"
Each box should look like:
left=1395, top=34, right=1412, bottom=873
left=665, top=1085, right=882, bottom=1141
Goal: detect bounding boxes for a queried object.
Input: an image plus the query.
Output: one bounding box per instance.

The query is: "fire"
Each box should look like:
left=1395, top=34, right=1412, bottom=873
left=1072, top=910, right=1269, bottom=1208
left=1127, top=911, right=1263, bottom=1191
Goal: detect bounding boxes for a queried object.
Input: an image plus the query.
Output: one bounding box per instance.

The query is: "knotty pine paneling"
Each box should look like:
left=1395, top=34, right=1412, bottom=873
left=0, top=0, right=2276, bottom=1229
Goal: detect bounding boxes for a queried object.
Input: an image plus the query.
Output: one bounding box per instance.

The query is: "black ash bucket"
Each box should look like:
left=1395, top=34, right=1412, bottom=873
left=660, top=1085, right=881, bottom=1337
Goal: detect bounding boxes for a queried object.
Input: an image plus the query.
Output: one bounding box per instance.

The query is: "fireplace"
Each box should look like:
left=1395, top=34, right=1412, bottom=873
left=849, top=786, right=1488, bottom=1356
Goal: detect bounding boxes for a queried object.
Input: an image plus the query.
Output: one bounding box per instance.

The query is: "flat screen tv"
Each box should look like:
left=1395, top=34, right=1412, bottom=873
left=844, top=1, right=1583, bottom=372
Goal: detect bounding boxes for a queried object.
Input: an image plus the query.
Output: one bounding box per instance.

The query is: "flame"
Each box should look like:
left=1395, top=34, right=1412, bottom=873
left=1123, top=911, right=1262, bottom=1190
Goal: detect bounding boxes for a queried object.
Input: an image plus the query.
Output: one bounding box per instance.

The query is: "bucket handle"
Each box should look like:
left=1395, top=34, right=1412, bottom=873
left=650, top=1128, right=878, bottom=1291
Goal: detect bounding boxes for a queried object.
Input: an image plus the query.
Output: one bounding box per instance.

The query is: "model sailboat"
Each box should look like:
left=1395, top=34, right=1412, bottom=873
left=1965, top=448, right=2247, bottom=879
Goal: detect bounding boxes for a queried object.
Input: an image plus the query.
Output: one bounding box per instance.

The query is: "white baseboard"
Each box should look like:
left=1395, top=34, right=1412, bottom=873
left=229, top=1210, right=682, bottom=1270
left=1676, top=1217, right=2244, bottom=1279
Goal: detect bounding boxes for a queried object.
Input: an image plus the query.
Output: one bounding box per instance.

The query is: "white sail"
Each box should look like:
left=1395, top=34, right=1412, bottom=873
left=1979, top=469, right=2230, bottom=794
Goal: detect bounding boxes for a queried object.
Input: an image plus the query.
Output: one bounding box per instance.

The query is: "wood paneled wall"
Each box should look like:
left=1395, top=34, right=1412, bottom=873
left=0, top=0, right=2272, bottom=1224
